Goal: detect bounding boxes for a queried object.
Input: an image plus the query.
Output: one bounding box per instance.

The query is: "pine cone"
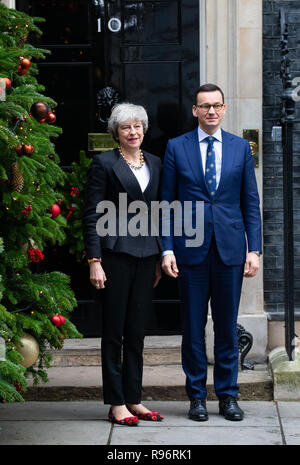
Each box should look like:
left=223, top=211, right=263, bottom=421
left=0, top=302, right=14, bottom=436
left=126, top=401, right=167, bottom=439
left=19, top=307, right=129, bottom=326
left=17, top=34, right=28, bottom=47
left=11, top=162, right=24, bottom=192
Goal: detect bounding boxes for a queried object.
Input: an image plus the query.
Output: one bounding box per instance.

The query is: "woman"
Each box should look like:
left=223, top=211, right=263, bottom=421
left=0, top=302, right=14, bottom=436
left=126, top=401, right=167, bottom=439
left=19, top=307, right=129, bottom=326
left=83, top=103, right=163, bottom=426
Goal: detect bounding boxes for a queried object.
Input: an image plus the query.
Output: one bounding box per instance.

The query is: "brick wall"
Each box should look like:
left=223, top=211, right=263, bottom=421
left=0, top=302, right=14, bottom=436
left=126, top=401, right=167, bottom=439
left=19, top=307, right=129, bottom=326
left=263, top=0, right=300, bottom=319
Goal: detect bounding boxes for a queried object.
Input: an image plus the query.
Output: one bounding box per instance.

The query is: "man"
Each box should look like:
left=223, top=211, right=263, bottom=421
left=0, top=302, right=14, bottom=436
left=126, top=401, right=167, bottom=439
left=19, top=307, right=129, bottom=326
left=161, top=83, right=262, bottom=421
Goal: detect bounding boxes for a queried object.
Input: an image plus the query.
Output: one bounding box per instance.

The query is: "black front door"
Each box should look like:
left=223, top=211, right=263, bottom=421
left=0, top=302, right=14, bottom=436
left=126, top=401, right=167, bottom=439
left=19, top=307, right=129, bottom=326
left=16, top=0, right=199, bottom=336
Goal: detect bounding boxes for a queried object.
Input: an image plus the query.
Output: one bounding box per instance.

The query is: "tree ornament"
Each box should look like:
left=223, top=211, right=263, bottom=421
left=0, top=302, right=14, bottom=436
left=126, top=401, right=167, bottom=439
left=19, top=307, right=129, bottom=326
left=10, top=162, right=24, bottom=192
left=30, top=102, right=49, bottom=122
left=21, top=204, right=32, bottom=216
left=66, top=206, right=76, bottom=220
left=46, top=112, right=56, bottom=124
left=15, top=334, right=39, bottom=368
left=51, top=314, right=66, bottom=327
left=1, top=77, right=11, bottom=89
left=23, top=144, right=34, bottom=154
left=28, top=247, right=44, bottom=262
left=70, top=187, right=80, bottom=196
left=51, top=315, right=61, bottom=327
left=50, top=203, right=60, bottom=218
left=15, top=144, right=23, bottom=155
left=18, top=65, right=27, bottom=76
left=58, top=315, right=66, bottom=326
left=17, top=33, right=28, bottom=48
left=20, top=57, right=31, bottom=70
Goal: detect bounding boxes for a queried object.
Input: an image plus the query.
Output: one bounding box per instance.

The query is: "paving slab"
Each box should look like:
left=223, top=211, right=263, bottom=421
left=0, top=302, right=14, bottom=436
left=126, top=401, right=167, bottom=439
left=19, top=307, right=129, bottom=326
left=110, top=425, right=282, bottom=446
left=277, top=402, right=300, bottom=445
left=0, top=401, right=285, bottom=446
left=0, top=420, right=111, bottom=445
left=0, top=401, right=111, bottom=445
left=110, top=401, right=282, bottom=445
left=0, top=401, right=107, bottom=421
left=123, top=401, right=281, bottom=428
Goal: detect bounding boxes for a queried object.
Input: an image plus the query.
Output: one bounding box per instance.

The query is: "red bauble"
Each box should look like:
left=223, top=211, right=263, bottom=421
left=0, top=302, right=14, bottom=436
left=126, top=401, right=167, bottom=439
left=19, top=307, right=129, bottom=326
left=51, top=203, right=61, bottom=218
left=23, top=144, right=34, bottom=154
left=46, top=112, right=56, bottom=124
left=20, top=57, right=31, bottom=70
left=18, top=65, right=27, bottom=76
left=15, top=145, right=24, bottom=155
left=58, top=315, right=66, bottom=326
left=51, top=314, right=66, bottom=327
left=51, top=315, right=61, bottom=327
left=1, top=77, right=11, bottom=89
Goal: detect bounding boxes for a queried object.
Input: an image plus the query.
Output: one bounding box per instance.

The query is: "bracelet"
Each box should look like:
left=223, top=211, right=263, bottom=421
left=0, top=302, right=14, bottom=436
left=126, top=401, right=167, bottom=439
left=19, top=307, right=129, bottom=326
left=87, top=257, right=102, bottom=263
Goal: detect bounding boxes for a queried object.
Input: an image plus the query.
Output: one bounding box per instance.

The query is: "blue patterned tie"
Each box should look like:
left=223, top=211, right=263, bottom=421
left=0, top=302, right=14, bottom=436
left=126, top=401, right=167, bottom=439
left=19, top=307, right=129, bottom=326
left=204, top=136, right=217, bottom=196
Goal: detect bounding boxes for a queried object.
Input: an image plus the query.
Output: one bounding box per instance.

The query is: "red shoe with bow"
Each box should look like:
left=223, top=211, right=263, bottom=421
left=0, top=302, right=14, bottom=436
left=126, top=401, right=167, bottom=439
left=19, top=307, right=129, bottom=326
left=128, top=406, right=164, bottom=421
left=108, top=408, right=138, bottom=426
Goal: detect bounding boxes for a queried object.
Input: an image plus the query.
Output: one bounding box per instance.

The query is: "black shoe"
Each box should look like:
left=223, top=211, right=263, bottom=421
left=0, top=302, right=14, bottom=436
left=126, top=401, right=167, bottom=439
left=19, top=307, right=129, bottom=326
left=188, top=399, right=208, bottom=421
left=219, top=396, right=244, bottom=421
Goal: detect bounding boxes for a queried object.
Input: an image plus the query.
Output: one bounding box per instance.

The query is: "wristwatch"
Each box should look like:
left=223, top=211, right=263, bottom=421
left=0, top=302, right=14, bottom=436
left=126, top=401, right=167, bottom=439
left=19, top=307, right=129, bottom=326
left=249, top=251, right=261, bottom=257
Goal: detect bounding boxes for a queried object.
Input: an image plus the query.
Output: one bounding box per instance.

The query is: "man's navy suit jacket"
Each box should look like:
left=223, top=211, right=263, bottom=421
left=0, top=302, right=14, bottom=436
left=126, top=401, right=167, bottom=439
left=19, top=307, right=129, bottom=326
left=161, top=127, right=262, bottom=266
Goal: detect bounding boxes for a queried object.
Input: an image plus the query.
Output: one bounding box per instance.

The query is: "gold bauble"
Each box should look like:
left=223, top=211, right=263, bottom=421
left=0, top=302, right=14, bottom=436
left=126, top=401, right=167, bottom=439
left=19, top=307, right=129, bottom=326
left=16, top=334, right=39, bottom=368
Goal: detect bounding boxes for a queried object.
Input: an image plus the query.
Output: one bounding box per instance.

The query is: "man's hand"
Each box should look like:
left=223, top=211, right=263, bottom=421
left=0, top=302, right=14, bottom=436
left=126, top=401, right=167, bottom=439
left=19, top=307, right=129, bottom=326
left=161, top=254, right=179, bottom=278
left=89, top=262, right=107, bottom=289
left=244, top=252, right=260, bottom=278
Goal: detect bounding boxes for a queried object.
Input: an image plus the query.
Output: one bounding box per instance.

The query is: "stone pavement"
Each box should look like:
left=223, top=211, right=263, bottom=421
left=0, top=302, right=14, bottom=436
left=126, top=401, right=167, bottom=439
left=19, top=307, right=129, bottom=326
left=0, top=400, right=300, bottom=445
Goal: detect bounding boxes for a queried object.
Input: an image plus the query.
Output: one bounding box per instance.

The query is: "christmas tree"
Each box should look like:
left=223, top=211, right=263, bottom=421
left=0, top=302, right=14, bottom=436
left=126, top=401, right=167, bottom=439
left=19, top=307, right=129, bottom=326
left=60, top=150, right=91, bottom=262
left=0, top=3, right=81, bottom=402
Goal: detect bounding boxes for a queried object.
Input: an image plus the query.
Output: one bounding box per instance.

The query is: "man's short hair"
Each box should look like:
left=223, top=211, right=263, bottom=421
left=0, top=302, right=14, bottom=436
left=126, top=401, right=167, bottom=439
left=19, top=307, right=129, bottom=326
left=195, top=83, right=224, bottom=104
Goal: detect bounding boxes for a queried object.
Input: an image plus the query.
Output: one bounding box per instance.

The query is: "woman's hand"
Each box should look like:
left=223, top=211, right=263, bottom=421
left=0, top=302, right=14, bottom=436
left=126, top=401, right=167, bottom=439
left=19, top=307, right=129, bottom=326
left=153, top=261, right=162, bottom=288
left=89, top=262, right=107, bottom=289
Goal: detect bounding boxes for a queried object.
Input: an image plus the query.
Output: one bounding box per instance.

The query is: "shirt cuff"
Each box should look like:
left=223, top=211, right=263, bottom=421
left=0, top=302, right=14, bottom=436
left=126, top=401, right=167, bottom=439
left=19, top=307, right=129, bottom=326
left=161, top=250, right=174, bottom=257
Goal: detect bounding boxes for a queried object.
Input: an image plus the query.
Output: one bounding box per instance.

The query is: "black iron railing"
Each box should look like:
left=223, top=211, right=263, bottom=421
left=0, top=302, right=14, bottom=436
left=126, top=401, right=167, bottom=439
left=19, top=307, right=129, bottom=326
left=280, top=7, right=295, bottom=360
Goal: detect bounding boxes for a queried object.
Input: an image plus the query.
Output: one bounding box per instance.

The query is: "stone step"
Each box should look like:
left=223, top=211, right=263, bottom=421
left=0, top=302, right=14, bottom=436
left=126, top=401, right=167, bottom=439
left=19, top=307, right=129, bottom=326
left=47, top=336, right=182, bottom=367
left=24, top=363, right=273, bottom=402
left=35, top=336, right=273, bottom=402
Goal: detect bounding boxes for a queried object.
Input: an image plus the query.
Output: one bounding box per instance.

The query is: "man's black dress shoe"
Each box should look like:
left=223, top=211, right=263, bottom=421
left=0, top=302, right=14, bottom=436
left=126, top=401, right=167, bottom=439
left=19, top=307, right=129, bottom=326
left=188, top=399, right=208, bottom=421
left=219, top=396, right=244, bottom=421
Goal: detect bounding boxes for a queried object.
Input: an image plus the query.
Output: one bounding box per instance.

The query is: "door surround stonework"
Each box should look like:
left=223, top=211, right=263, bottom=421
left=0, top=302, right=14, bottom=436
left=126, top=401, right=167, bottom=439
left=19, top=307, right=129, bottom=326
left=2, top=0, right=15, bottom=7
left=200, top=0, right=267, bottom=362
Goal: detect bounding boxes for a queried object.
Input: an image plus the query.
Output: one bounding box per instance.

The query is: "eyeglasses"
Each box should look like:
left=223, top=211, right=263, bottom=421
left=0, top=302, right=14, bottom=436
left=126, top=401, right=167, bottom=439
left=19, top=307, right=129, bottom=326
left=196, top=103, right=224, bottom=112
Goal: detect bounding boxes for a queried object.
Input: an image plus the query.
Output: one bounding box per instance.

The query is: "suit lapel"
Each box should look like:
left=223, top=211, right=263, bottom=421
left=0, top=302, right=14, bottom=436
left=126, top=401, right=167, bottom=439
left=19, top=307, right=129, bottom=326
left=112, top=149, right=145, bottom=201
left=214, top=129, right=236, bottom=199
left=142, top=151, right=155, bottom=199
left=183, top=128, right=210, bottom=195
left=112, top=149, right=157, bottom=201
